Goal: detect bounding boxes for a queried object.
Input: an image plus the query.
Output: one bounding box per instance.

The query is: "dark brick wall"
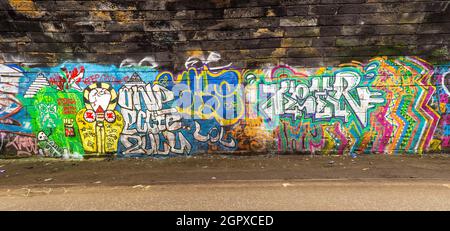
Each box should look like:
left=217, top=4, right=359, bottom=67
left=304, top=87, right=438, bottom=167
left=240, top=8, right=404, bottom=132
left=1, top=0, right=449, bottom=70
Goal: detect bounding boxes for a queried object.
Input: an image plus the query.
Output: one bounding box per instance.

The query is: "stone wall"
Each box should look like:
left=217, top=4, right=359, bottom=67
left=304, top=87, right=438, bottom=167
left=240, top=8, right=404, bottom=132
left=0, top=0, right=450, bottom=158
left=1, top=0, right=449, bottom=70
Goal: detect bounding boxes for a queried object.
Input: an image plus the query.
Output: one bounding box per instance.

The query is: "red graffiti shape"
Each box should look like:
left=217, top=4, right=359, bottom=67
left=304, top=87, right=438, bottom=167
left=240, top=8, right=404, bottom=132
left=85, top=111, right=94, bottom=119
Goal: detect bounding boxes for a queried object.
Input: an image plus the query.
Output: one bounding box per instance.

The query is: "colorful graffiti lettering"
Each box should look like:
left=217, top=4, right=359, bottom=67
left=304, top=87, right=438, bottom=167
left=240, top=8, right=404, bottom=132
left=0, top=64, right=24, bottom=127
left=255, top=65, right=385, bottom=128
left=0, top=56, right=449, bottom=159
left=48, top=66, right=84, bottom=92
left=169, top=66, right=245, bottom=126
left=118, top=73, right=190, bottom=155
left=0, top=131, right=37, bottom=157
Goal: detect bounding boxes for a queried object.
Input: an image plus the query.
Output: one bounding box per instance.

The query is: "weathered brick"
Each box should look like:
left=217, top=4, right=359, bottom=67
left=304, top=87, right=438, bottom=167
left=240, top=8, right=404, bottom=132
left=286, top=47, right=321, bottom=58
left=83, top=32, right=123, bottom=42
left=138, top=0, right=168, bottom=10
left=280, top=16, right=317, bottom=26
left=63, top=21, right=106, bottom=32
left=423, top=10, right=450, bottom=23
left=320, top=0, right=366, bottom=4
left=44, top=32, right=85, bottom=43
left=252, top=28, right=284, bottom=38
left=418, top=23, right=450, bottom=34
left=312, top=37, right=335, bottom=47
left=0, top=32, right=30, bottom=42
left=286, top=5, right=309, bottom=16
left=17, top=42, right=75, bottom=53
left=360, top=24, right=417, bottom=35
left=0, top=0, right=448, bottom=69
left=319, top=26, right=341, bottom=36
left=105, top=21, right=144, bottom=32
left=281, top=38, right=313, bottom=47
left=224, top=7, right=266, bottom=18
left=337, top=4, right=381, bottom=14
left=10, top=21, right=44, bottom=32
left=0, top=42, right=18, bottom=52
left=232, top=0, right=281, bottom=8
left=280, top=0, right=320, bottom=6
left=144, top=20, right=175, bottom=31
left=165, top=0, right=203, bottom=10
left=245, top=58, right=281, bottom=68
left=318, top=15, right=361, bottom=25
left=279, top=57, right=326, bottom=67
left=284, top=27, right=320, bottom=37
left=309, top=5, right=341, bottom=15
left=172, top=9, right=223, bottom=20
left=40, top=22, right=65, bottom=33
left=208, top=18, right=280, bottom=30
left=417, top=34, right=448, bottom=45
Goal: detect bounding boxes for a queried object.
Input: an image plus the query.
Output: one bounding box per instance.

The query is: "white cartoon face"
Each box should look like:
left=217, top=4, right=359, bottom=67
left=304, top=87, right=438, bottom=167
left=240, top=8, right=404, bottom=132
left=88, top=88, right=111, bottom=112
left=37, top=131, right=48, bottom=141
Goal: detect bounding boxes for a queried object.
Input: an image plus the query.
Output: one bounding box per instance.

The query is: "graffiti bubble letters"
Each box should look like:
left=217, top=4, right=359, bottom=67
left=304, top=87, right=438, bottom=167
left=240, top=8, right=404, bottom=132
left=193, top=121, right=236, bottom=148
left=118, top=73, right=191, bottom=155
left=172, top=66, right=245, bottom=126
left=258, top=67, right=384, bottom=127
left=58, top=98, right=77, bottom=115
left=0, top=132, right=37, bottom=157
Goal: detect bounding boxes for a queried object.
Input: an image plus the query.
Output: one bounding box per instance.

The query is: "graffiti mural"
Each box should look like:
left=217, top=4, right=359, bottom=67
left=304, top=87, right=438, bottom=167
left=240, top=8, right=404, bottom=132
left=255, top=65, right=385, bottom=127
left=0, top=56, right=449, bottom=158
left=76, top=82, right=124, bottom=157
left=21, top=75, right=85, bottom=158
left=117, top=72, right=190, bottom=155
left=0, top=64, right=37, bottom=157
left=0, top=131, right=37, bottom=158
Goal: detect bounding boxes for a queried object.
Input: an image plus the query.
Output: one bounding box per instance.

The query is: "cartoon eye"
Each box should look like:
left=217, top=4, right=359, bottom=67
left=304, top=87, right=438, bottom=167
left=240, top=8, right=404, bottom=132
left=105, top=110, right=116, bottom=123
left=84, top=109, right=96, bottom=123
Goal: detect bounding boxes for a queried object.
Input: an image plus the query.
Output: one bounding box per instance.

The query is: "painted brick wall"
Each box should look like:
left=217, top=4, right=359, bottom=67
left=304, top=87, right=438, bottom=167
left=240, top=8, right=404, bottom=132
left=1, top=0, right=450, bottom=159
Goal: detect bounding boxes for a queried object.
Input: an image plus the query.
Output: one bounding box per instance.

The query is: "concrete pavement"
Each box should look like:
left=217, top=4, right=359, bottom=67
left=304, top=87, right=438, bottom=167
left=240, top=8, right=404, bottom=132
left=1, top=155, right=450, bottom=210
left=1, top=179, right=450, bottom=210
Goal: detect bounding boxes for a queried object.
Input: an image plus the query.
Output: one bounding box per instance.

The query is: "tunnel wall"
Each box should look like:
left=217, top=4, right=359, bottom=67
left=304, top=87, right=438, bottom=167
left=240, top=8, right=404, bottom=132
left=1, top=0, right=450, bottom=158
left=1, top=57, right=450, bottom=158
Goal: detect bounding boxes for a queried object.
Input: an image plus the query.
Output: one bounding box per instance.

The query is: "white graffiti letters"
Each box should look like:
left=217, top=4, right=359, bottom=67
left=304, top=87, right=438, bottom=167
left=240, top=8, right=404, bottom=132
left=118, top=74, right=191, bottom=155
left=259, top=71, right=384, bottom=127
left=193, top=121, right=236, bottom=148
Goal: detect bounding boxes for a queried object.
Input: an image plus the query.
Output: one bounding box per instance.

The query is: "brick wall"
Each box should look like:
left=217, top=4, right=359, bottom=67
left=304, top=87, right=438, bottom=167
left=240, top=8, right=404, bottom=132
left=1, top=0, right=450, bottom=158
left=1, top=0, right=449, bottom=70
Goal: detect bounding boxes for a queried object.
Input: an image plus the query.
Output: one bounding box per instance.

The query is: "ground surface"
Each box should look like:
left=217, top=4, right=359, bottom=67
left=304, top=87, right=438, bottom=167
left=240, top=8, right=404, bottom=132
left=1, top=154, right=450, bottom=210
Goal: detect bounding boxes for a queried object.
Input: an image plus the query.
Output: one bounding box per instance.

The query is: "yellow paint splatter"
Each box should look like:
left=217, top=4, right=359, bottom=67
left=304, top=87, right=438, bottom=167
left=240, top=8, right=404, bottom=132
left=253, top=28, right=283, bottom=38
left=272, top=48, right=286, bottom=57
left=92, top=11, right=112, bottom=21
left=8, top=0, right=45, bottom=18
left=185, top=50, right=205, bottom=58
left=114, top=11, right=132, bottom=22
left=266, top=9, right=276, bottom=17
